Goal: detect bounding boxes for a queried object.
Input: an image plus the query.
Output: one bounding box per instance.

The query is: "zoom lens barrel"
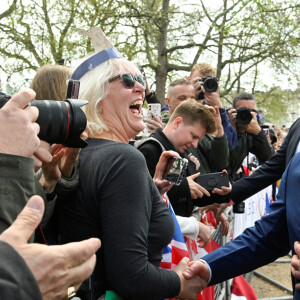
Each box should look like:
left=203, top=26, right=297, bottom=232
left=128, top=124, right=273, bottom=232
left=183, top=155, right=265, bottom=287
left=0, top=93, right=88, bottom=148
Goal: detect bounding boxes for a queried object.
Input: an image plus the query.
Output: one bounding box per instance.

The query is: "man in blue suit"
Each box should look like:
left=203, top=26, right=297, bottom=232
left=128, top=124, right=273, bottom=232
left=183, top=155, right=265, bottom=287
left=183, top=150, right=300, bottom=297
left=215, top=118, right=300, bottom=214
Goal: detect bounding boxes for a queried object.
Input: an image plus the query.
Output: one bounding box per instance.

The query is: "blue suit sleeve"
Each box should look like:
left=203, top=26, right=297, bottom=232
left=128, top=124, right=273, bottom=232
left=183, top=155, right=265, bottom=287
left=203, top=164, right=291, bottom=285
left=220, top=110, right=238, bottom=150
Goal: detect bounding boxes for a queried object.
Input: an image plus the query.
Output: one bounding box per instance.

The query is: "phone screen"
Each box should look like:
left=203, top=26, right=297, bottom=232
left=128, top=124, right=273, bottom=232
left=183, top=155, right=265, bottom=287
left=163, top=157, right=188, bottom=185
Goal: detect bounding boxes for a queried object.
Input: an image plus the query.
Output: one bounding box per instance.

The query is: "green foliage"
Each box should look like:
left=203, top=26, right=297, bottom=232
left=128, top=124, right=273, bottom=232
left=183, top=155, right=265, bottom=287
left=0, top=0, right=299, bottom=110
left=255, top=87, right=299, bottom=126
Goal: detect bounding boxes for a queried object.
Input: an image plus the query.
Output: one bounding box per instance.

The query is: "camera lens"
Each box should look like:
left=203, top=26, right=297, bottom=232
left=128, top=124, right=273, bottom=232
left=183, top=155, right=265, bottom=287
left=233, top=202, right=245, bottom=213
left=0, top=93, right=88, bottom=148
left=203, top=77, right=218, bottom=93
left=236, top=108, right=252, bottom=126
left=28, top=99, right=88, bottom=148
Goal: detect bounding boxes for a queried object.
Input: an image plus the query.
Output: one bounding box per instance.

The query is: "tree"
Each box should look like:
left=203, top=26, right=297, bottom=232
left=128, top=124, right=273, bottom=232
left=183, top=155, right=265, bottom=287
left=0, top=0, right=299, bottom=116
left=117, top=0, right=300, bottom=104
left=0, top=0, right=122, bottom=89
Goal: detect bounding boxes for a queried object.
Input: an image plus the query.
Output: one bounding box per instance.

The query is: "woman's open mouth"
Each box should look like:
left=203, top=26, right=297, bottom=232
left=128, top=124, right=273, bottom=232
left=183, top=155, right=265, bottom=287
left=129, top=100, right=143, bottom=114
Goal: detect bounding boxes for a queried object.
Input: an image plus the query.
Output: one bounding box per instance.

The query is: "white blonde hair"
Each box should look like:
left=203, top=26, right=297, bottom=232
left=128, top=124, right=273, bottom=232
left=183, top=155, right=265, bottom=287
left=71, top=55, right=141, bottom=135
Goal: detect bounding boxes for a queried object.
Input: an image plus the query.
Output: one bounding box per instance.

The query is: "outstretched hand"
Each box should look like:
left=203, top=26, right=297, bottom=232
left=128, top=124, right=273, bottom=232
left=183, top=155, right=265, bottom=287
left=146, top=113, right=164, bottom=133
left=187, top=173, right=210, bottom=199
left=153, top=150, right=179, bottom=195
left=183, top=260, right=210, bottom=283
left=174, top=257, right=206, bottom=299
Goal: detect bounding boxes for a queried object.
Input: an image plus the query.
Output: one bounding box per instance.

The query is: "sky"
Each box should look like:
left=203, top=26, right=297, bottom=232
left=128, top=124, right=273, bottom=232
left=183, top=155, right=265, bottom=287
left=1, top=0, right=299, bottom=93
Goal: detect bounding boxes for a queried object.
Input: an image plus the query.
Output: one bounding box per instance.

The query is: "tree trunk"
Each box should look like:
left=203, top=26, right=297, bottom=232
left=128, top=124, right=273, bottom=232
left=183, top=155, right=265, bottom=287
left=155, top=0, right=169, bottom=105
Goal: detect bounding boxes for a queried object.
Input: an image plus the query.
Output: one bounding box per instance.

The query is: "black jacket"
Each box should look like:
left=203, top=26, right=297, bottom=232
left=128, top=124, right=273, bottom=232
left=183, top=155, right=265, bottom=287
left=0, top=241, right=42, bottom=299
left=231, top=118, right=300, bottom=204
left=138, top=129, right=230, bottom=217
left=227, top=129, right=274, bottom=183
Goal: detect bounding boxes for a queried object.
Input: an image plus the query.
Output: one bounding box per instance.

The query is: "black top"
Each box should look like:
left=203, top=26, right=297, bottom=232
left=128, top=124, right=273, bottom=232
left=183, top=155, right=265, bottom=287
left=138, top=129, right=230, bottom=217
left=58, top=138, right=180, bottom=300
left=227, top=129, right=274, bottom=179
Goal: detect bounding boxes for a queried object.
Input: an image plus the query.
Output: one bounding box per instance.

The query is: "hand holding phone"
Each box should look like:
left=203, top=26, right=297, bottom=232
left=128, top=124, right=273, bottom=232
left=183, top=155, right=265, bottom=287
left=147, top=103, right=161, bottom=120
left=162, top=156, right=188, bottom=186
left=195, top=171, right=230, bottom=192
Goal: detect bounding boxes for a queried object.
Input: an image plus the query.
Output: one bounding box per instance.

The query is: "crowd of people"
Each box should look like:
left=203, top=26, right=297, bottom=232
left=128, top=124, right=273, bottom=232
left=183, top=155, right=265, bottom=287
left=1, top=27, right=300, bottom=300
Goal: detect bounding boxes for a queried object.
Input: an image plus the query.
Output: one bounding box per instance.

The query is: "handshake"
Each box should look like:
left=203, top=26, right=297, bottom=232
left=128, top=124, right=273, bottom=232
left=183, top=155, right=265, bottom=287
left=175, top=257, right=211, bottom=299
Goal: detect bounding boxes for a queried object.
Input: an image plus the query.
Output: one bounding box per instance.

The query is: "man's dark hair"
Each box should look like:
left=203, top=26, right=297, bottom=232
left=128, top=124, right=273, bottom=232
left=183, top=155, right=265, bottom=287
left=232, top=92, right=255, bottom=108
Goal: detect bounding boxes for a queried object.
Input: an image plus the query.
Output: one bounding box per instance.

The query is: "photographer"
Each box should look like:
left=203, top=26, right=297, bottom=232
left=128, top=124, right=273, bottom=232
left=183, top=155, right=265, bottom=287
left=187, top=62, right=238, bottom=150
left=0, top=88, right=100, bottom=299
left=227, top=92, right=274, bottom=180
left=225, top=92, right=274, bottom=214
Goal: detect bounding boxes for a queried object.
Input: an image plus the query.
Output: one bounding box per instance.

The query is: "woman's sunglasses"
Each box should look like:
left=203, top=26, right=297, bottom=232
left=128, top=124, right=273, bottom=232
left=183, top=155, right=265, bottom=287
left=108, top=74, right=146, bottom=89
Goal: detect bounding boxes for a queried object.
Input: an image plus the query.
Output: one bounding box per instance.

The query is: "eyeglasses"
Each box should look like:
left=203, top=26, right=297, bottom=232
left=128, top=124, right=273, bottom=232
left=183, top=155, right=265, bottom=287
left=108, top=74, right=146, bottom=89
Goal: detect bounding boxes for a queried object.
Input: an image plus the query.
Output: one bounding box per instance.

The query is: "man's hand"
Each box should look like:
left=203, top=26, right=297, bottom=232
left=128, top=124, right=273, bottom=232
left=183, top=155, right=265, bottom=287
left=40, top=122, right=91, bottom=191
left=206, top=105, right=224, bottom=137
left=174, top=257, right=206, bottom=299
left=190, top=76, right=222, bottom=107
left=206, top=202, right=230, bottom=219
left=292, top=241, right=300, bottom=290
left=203, top=89, right=222, bottom=108
left=0, top=195, right=101, bottom=300
left=215, top=213, right=229, bottom=236
left=244, top=111, right=261, bottom=135
left=227, top=108, right=237, bottom=130
left=183, top=260, right=210, bottom=283
left=153, top=150, right=179, bottom=195
left=39, top=143, right=65, bottom=193
left=146, top=113, right=164, bottom=133
left=187, top=173, right=210, bottom=199
left=60, top=121, right=91, bottom=178
left=0, top=89, right=52, bottom=168
left=190, top=77, right=204, bottom=102
left=212, top=182, right=232, bottom=196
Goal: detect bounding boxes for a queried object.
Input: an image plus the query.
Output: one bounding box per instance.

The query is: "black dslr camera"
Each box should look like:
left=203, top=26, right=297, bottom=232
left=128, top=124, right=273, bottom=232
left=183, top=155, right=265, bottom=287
left=197, top=76, right=219, bottom=100
left=0, top=81, right=88, bottom=148
left=235, top=108, right=253, bottom=126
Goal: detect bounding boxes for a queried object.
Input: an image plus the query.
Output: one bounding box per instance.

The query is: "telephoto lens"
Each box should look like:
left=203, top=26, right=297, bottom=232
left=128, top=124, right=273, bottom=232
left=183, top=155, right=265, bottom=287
left=0, top=92, right=88, bottom=148
left=28, top=99, right=88, bottom=148
left=236, top=108, right=253, bottom=126
left=196, top=76, right=219, bottom=100
left=203, top=76, right=218, bottom=93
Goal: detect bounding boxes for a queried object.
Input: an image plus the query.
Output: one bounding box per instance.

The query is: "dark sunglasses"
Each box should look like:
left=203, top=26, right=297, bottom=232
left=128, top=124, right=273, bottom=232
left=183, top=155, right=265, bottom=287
left=108, top=74, right=146, bottom=89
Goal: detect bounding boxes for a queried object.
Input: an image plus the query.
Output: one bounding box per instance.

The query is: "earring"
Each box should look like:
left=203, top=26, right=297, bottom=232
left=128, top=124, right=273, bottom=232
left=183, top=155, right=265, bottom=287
left=97, top=107, right=102, bottom=114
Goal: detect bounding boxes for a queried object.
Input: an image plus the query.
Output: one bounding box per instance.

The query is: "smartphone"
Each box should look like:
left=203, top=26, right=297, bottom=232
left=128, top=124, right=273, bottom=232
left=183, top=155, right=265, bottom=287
left=261, top=125, right=270, bottom=138
left=162, top=157, right=188, bottom=186
left=67, top=79, right=80, bottom=99
left=195, top=172, right=230, bottom=191
left=148, top=103, right=161, bottom=120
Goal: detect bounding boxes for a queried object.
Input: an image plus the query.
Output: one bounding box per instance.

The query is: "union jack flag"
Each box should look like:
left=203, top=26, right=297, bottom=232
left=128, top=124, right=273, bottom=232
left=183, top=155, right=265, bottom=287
left=160, top=196, right=190, bottom=270
left=160, top=196, right=202, bottom=300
